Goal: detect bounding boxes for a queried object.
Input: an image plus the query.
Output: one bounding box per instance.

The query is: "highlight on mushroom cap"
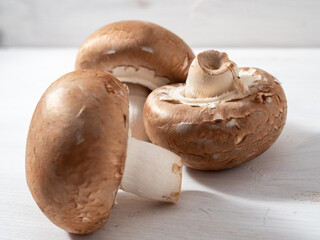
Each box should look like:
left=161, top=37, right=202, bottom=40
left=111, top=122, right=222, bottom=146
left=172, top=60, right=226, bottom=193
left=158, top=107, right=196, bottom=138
left=26, top=70, right=129, bottom=234
left=26, top=69, right=183, bottom=234
left=75, top=20, right=195, bottom=88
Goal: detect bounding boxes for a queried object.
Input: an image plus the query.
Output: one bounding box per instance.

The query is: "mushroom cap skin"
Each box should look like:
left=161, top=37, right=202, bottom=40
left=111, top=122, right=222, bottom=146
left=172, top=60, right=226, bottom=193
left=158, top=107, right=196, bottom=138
left=75, top=20, right=195, bottom=90
left=25, top=70, right=129, bottom=234
left=144, top=68, right=287, bottom=170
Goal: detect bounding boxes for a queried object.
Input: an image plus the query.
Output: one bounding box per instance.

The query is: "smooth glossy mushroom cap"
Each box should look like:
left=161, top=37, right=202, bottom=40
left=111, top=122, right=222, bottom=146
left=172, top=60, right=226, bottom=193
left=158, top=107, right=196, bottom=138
left=26, top=70, right=129, bottom=234
left=144, top=68, right=287, bottom=170
left=75, top=20, right=195, bottom=90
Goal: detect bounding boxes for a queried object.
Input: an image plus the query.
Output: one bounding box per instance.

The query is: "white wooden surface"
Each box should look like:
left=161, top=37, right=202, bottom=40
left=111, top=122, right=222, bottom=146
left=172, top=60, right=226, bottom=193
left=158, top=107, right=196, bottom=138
left=1, top=0, right=320, bottom=47
left=0, top=48, right=320, bottom=239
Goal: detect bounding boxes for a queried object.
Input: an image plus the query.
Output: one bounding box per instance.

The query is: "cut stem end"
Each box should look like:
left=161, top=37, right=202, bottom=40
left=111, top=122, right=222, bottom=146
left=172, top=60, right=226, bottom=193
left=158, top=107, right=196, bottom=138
left=120, top=137, right=182, bottom=203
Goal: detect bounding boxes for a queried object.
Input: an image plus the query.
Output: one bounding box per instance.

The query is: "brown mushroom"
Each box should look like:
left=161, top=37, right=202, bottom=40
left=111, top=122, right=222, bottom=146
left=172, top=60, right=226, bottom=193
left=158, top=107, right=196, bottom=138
left=26, top=70, right=182, bottom=234
left=144, top=50, right=287, bottom=170
left=75, top=20, right=195, bottom=141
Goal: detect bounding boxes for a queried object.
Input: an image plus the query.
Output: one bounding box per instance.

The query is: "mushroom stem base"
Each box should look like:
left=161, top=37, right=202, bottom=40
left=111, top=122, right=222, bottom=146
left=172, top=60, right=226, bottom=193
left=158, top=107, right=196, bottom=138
left=120, top=137, right=182, bottom=203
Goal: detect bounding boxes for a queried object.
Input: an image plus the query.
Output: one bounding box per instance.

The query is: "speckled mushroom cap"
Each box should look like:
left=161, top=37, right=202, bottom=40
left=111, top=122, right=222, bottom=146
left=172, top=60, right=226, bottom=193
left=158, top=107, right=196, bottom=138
left=144, top=68, right=287, bottom=170
left=75, top=20, right=195, bottom=90
left=25, top=70, right=129, bottom=234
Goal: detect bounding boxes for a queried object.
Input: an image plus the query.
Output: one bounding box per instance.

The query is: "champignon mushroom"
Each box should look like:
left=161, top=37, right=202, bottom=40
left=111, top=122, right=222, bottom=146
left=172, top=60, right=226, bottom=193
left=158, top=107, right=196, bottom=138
left=144, top=50, right=287, bottom=170
left=75, top=20, right=195, bottom=141
left=26, top=70, right=182, bottom=234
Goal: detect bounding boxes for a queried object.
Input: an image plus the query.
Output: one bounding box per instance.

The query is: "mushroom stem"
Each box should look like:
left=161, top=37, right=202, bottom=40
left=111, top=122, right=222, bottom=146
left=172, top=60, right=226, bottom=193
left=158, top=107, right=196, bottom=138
left=185, top=50, right=243, bottom=98
left=126, top=83, right=150, bottom=142
left=120, top=137, right=182, bottom=203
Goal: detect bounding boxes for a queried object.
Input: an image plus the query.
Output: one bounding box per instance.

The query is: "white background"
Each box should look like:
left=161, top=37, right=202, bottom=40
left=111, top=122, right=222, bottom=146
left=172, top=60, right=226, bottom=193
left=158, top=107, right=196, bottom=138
left=0, top=0, right=320, bottom=47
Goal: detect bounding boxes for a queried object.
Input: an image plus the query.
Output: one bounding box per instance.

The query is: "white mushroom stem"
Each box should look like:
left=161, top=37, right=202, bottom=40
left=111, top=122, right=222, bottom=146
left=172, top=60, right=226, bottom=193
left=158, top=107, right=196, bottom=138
left=120, top=137, right=182, bottom=203
left=126, top=83, right=150, bottom=142
left=185, top=50, right=244, bottom=98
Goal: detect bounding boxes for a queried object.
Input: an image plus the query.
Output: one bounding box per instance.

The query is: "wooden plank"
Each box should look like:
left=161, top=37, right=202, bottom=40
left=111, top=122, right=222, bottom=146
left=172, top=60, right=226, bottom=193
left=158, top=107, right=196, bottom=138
left=0, top=48, right=319, bottom=239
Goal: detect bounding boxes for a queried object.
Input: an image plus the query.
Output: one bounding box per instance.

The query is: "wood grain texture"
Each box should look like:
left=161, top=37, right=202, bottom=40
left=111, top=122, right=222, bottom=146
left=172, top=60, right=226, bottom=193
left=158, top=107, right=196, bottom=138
left=0, top=48, right=320, bottom=239
left=0, top=0, right=320, bottom=47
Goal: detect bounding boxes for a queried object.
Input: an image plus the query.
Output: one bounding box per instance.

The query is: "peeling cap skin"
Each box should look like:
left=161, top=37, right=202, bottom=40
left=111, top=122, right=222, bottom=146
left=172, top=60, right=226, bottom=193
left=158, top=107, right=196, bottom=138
left=144, top=51, right=287, bottom=170
left=26, top=70, right=129, bottom=234
left=75, top=20, right=195, bottom=141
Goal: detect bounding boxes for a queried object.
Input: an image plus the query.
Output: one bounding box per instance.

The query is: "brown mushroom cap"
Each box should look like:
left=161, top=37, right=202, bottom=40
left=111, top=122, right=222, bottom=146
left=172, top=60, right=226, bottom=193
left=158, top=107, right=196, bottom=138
left=144, top=68, right=287, bottom=170
left=75, top=20, right=195, bottom=89
left=25, top=70, right=129, bottom=234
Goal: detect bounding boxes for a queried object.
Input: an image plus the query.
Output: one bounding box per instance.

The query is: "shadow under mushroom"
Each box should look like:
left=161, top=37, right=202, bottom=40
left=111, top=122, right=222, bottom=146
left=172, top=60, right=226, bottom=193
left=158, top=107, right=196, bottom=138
left=186, top=122, right=320, bottom=203
left=68, top=190, right=218, bottom=239
left=68, top=188, right=320, bottom=240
